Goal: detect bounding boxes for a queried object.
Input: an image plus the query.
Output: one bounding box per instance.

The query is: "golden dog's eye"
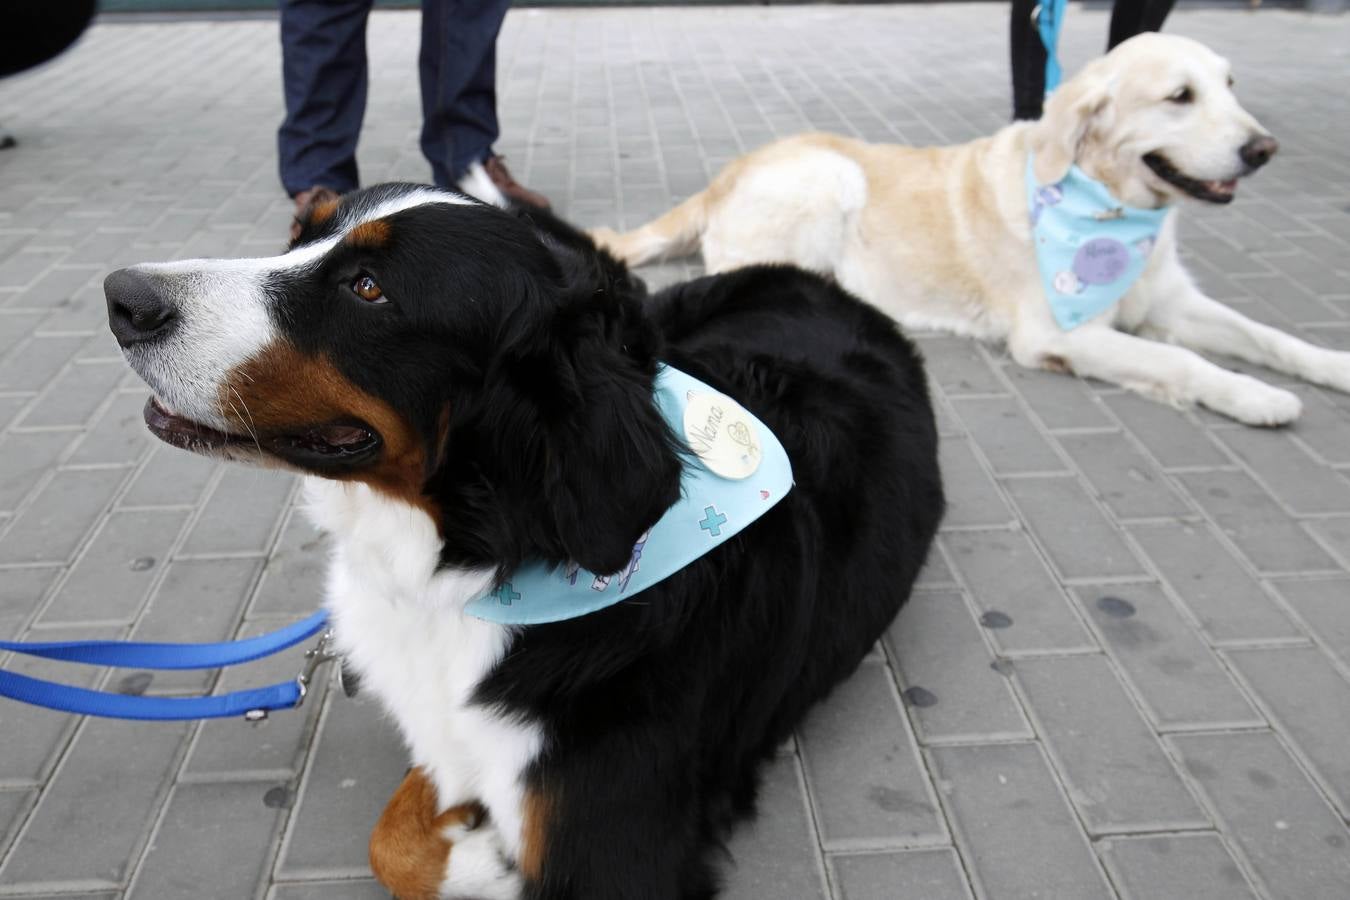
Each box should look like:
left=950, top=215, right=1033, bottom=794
left=352, top=274, right=385, bottom=303
left=1167, top=86, right=1194, bottom=104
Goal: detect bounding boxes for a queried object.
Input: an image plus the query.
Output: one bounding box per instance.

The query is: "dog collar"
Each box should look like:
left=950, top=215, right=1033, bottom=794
left=1027, top=154, right=1170, bottom=330
left=465, top=364, right=794, bottom=625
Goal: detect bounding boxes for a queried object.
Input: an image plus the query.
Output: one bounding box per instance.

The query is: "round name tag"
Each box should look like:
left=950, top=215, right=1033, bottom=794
left=682, top=391, right=762, bottom=480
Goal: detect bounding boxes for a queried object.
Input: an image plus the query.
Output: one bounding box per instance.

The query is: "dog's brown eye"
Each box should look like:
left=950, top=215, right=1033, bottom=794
left=352, top=274, right=385, bottom=303
left=1167, top=86, right=1194, bottom=104
left=1227, top=75, right=1235, bottom=88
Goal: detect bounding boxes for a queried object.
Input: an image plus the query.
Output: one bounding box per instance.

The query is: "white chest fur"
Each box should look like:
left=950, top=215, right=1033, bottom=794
left=302, top=478, right=543, bottom=861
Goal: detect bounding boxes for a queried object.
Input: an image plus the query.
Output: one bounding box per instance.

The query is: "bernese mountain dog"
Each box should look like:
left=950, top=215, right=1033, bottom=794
left=104, top=183, right=943, bottom=900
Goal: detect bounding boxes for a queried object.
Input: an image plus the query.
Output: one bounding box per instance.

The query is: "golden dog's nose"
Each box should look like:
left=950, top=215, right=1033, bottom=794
left=1240, top=135, right=1279, bottom=170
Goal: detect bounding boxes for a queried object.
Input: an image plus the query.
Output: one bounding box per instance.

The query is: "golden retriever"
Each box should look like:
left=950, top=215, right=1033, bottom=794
left=593, top=33, right=1350, bottom=426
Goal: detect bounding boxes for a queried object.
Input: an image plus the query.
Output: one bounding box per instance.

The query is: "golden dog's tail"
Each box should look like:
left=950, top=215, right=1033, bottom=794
left=590, top=190, right=709, bottom=267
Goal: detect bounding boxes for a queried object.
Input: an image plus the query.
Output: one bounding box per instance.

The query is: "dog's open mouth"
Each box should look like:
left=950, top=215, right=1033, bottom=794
left=1143, top=153, right=1239, bottom=204
left=144, top=396, right=381, bottom=469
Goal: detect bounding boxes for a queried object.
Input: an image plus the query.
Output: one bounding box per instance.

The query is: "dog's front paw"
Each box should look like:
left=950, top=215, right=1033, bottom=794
left=1215, top=378, right=1302, bottom=427
left=438, top=825, right=522, bottom=900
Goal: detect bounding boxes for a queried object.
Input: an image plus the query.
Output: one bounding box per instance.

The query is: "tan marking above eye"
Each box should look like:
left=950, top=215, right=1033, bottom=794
left=353, top=274, right=385, bottom=303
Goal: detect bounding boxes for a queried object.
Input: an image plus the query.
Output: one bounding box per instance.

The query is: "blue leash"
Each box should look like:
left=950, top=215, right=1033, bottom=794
left=0, top=610, right=334, bottom=721
left=1036, top=0, right=1069, bottom=96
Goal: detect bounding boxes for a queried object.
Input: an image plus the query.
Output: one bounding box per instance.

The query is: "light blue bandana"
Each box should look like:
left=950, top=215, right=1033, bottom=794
left=465, top=364, right=794, bottom=625
left=1028, top=155, right=1170, bottom=331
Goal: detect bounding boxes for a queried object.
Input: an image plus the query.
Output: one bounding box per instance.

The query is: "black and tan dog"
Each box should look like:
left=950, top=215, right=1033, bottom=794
left=105, top=184, right=943, bottom=899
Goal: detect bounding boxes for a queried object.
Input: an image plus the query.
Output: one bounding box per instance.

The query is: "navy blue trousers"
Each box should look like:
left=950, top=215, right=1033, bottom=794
left=278, top=0, right=510, bottom=196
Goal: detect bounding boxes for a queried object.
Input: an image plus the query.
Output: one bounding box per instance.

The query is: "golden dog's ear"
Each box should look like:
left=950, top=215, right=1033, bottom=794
left=1030, top=67, right=1115, bottom=185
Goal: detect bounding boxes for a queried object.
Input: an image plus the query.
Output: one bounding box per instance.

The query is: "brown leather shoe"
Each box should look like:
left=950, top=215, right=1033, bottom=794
left=482, top=155, right=550, bottom=210
left=290, top=185, right=341, bottom=243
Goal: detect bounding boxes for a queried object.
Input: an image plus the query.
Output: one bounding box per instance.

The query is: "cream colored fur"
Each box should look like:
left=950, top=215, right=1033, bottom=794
left=594, top=33, right=1350, bottom=426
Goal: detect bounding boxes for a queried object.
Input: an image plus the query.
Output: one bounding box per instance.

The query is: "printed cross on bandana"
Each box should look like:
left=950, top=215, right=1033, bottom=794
left=493, top=582, right=521, bottom=606
left=698, top=505, right=728, bottom=537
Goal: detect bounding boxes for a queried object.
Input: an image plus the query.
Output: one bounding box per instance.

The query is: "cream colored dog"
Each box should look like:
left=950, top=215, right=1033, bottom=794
left=593, top=33, right=1350, bottom=426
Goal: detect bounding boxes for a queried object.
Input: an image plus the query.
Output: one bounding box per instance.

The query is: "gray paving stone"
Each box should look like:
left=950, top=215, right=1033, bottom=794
left=66, top=390, right=156, bottom=467
left=14, top=360, right=123, bottom=430
left=1003, top=365, right=1114, bottom=432
left=1097, top=833, right=1257, bottom=900
left=0, top=566, right=58, bottom=639
left=1102, top=392, right=1228, bottom=469
left=1003, top=476, right=1147, bottom=580
left=884, top=591, right=1031, bottom=744
left=129, top=781, right=285, bottom=900
left=1013, top=655, right=1207, bottom=834
left=948, top=397, right=1067, bottom=475
left=1169, top=731, right=1350, bottom=900
left=797, top=661, right=945, bottom=850
left=0, top=394, right=31, bottom=434
left=119, top=444, right=220, bottom=509
left=1058, top=431, right=1191, bottom=520
left=1271, top=578, right=1350, bottom=669
left=178, top=466, right=294, bottom=557
left=0, top=789, right=35, bottom=859
left=0, top=336, right=86, bottom=393
left=929, top=742, right=1112, bottom=900
left=0, top=719, right=188, bottom=889
left=937, top=438, right=1016, bottom=530
left=1302, top=515, right=1350, bottom=569
left=1284, top=386, right=1350, bottom=464
left=1217, top=426, right=1350, bottom=515
left=0, top=468, right=125, bottom=565
left=1177, top=469, right=1340, bottom=574
left=1073, top=583, right=1261, bottom=730
left=268, top=880, right=389, bottom=900
left=1226, top=646, right=1350, bottom=818
left=1128, top=521, right=1303, bottom=644
left=723, top=754, right=828, bottom=900
left=943, top=530, right=1096, bottom=655
left=915, top=337, right=1004, bottom=396
left=276, top=694, right=407, bottom=879
left=131, top=557, right=262, bottom=693
left=250, top=509, right=328, bottom=617
left=40, top=508, right=188, bottom=625
left=828, top=848, right=972, bottom=900
left=0, top=430, right=73, bottom=513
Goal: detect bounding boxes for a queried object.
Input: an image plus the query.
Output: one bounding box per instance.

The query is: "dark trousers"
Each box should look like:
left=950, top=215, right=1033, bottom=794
left=1010, top=0, right=1175, bottom=121
left=278, top=0, right=510, bottom=196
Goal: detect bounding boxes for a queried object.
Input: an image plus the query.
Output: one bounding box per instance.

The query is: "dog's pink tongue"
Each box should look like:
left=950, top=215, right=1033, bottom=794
left=1209, top=179, right=1238, bottom=195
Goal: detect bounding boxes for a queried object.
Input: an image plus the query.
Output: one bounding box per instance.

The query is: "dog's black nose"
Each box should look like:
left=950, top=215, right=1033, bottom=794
left=105, top=268, right=176, bottom=347
left=1239, top=135, right=1279, bottom=170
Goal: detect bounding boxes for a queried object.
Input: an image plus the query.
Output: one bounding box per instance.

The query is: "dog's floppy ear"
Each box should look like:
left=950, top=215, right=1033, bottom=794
left=1030, top=65, right=1115, bottom=185
left=488, top=256, right=680, bottom=576
left=541, top=349, right=683, bottom=575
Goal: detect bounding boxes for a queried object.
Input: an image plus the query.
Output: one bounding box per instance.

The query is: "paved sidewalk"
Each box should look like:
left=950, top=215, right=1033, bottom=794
left=2, top=4, right=1349, bottom=898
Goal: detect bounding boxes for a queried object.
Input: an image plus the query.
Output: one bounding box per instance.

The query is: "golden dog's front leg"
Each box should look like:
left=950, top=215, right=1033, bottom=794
left=370, top=767, right=520, bottom=900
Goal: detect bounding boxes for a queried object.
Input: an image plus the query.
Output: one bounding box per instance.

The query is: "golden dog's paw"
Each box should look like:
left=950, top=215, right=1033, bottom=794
left=369, top=767, right=495, bottom=900
left=1223, top=379, right=1302, bottom=427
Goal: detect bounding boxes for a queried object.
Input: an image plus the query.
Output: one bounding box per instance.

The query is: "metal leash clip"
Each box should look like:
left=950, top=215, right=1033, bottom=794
left=244, top=629, right=339, bottom=723
left=296, top=629, right=339, bottom=705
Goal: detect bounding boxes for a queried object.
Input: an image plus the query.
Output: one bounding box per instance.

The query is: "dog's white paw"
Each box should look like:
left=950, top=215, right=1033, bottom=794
left=439, top=825, right=521, bottom=900
left=1214, top=378, right=1302, bottom=427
